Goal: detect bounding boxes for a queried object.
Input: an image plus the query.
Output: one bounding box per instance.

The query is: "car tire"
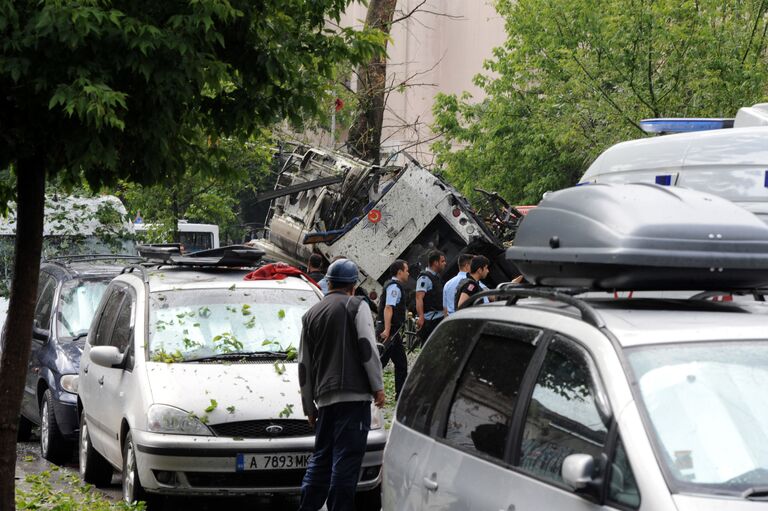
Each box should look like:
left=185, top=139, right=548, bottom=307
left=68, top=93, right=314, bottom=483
left=17, top=415, right=34, bottom=442
left=355, top=485, right=382, bottom=511
left=123, top=431, right=160, bottom=509
left=40, top=390, right=71, bottom=464
left=79, top=412, right=113, bottom=487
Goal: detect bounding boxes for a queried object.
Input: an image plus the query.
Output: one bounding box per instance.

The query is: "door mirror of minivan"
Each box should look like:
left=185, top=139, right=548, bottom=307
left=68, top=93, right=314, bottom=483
left=90, top=346, right=125, bottom=368
left=562, top=453, right=598, bottom=490
left=32, top=321, right=50, bottom=342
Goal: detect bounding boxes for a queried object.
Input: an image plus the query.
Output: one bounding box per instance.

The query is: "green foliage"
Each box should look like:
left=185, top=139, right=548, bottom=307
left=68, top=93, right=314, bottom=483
left=204, top=399, right=218, bottom=413
left=118, top=133, right=276, bottom=244
left=16, top=470, right=143, bottom=510
left=149, top=349, right=185, bottom=364
left=212, top=332, right=243, bottom=353
left=278, top=404, right=294, bottom=418
left=432, top=0, right=768, bottom=205
left=0, top=0, right=386, bottom=193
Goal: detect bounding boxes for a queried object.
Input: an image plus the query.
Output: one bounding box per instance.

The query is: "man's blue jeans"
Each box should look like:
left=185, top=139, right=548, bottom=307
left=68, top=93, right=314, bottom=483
left=299, top=401, right=371, bottom=511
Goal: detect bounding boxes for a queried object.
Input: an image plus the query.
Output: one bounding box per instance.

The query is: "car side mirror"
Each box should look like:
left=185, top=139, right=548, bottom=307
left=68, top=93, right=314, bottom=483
left=90, top=346, right=125, bottom=369
left=562, top=454, right=600, bottom=491
left=32, top=321, right=50, bottom=341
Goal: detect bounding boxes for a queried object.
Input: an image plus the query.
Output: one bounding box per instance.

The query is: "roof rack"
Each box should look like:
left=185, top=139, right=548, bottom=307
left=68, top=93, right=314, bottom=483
left=120, top=265, right=150, bottom=283
left=689, top=289, right=767, bottom=302
left=137, top=244, right=266, bottom=268
left=45, top=254, right=144, bottom=264
left=459, top=286, right=605, bottom=329
left=136, top=244, right=182, bottom=263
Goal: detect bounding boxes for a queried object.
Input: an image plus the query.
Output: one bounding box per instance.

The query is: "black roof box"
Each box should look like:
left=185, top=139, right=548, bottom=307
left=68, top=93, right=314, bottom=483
left=507, top=184, right=768, bottom=290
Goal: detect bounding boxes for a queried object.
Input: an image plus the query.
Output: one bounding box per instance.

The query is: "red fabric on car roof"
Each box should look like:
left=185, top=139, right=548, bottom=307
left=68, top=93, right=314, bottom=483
left=243, top=262, right=319, bottom=287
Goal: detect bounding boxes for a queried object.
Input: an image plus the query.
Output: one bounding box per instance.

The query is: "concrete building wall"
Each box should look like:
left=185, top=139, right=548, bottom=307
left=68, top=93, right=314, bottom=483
left=340, top=0, right=506, bottom=165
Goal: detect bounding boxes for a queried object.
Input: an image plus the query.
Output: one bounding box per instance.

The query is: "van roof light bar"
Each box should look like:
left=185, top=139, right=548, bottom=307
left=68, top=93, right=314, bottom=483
left=639, top=118, right=734, bottom=134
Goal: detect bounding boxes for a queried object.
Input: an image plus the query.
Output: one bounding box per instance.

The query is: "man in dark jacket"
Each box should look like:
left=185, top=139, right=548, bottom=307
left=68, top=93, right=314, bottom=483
left=298, top=258, right=385, bottom=511
left=306, top=253, right=325, bottom=284
left=456, top=255, right=491, bottom=310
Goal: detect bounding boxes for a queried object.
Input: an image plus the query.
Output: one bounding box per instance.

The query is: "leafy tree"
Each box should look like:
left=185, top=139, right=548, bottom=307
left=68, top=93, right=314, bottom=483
left=0, top=1, right=383, bottom=507
left=347, top=0, right=398, bottom=163
left=432, top=0, right=768, bottom=205
left=119, top=132, right=276, bottom=245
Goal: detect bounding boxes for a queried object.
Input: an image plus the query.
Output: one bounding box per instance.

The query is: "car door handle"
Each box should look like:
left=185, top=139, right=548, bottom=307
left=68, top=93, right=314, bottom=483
left=423, top=476, right=439, bottom=492
left=98, top=376, right=104, bottom=385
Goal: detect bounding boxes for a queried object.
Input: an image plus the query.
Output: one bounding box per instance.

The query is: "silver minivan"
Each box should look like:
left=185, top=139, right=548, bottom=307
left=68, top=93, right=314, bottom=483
left=383, top=291, right=768, bottom=510
left=77, top=256, right=385, bottom=509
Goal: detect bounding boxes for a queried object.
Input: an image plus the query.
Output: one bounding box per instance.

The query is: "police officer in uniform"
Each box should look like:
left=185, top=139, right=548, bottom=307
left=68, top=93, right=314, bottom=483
left=443, top=253, right=474, bottom=316
left=298, top=258, right=385, bottom=511
left=455, top=255, right=491, bottom=310
left=377, top=259, right=409, bottom=399
left=415, top=249, right=447, bottom=344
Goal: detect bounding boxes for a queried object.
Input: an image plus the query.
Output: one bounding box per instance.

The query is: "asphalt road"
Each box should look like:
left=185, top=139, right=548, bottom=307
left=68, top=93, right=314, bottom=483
left=15, top=437, right=309, bottom=510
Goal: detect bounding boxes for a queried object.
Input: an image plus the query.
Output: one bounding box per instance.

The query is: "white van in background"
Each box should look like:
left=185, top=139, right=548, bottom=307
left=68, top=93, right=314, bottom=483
left=134, top=221, right=220, bottom=253
left=579, top=103, right=768, bottom=223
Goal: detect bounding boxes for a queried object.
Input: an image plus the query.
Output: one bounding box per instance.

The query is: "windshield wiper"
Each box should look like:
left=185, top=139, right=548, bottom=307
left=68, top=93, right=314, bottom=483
left=742, top=487, right=768, bottom=500
left=186, top=351, right=287, bottom=363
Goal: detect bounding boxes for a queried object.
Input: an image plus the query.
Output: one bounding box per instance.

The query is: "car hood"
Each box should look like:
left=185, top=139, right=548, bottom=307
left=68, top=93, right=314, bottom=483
left=674, top=494, right=768, bottom=510
left=57, top=339, right=85, bottom=372
left=145, top=360, right=304, bottom=424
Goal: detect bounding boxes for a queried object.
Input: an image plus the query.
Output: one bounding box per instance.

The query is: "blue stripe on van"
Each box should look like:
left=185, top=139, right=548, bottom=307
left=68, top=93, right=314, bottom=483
left=764, top=170, right=768, bottom=188
left=655, top=175, right=672, bottom=186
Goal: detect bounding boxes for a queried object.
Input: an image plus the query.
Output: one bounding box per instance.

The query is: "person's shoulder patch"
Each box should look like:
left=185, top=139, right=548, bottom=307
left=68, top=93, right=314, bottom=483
left=467, top=283, right=476, bottom=292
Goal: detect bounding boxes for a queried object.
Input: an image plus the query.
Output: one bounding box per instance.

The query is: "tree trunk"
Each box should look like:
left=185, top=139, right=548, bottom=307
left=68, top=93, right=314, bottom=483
left=0, top=163, right=46, bottom=511
left=347, top=0, right=398, bottom=164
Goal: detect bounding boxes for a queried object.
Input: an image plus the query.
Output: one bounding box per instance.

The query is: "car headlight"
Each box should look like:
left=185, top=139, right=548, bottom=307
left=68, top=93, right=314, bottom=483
left=147, top=404, right=213, bottom=436
left=60, top=374, right=78, bottom=394
left=370, top=402, right=383, bottom=430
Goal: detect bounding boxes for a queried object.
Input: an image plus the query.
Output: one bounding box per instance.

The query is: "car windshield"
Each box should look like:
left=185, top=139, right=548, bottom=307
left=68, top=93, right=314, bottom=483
left=628, top=341, right=768, bottom=496
left=148, top=287, right=318, bottom=362
left=56, top=278, right=111, bottom=341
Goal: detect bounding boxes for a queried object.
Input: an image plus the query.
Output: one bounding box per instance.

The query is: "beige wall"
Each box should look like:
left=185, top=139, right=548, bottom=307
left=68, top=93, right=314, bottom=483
left=340, top=1, right=506, bottom=165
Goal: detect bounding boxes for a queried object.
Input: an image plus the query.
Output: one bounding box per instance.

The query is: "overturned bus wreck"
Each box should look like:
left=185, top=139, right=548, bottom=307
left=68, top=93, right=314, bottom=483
left=251, top=144, right=522, bottom=294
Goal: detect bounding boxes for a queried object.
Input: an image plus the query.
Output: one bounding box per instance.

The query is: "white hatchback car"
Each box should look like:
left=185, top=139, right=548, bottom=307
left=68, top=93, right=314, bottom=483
left=77, top=254, right=385, bottom=508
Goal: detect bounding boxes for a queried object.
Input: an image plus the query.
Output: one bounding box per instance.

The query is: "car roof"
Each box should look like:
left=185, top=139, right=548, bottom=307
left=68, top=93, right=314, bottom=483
left=136, top=266, right=319, bottom=293
left=453, top=297, right=768, bottom=348
left=580, top=126, right=768, bottom=180
left=41, top=260, right=130, bottom=280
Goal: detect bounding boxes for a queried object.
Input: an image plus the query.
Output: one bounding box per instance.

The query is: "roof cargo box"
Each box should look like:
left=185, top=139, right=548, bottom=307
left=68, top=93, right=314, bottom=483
left=507, top=184, right=768, bottom=290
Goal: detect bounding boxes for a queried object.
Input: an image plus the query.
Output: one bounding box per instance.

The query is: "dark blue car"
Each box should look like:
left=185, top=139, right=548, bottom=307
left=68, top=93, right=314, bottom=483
left=19, top=256, right=139, bottom=464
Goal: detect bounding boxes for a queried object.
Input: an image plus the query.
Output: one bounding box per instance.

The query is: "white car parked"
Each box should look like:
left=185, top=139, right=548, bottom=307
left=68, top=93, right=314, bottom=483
left=77, top=251, right=385, bottom=508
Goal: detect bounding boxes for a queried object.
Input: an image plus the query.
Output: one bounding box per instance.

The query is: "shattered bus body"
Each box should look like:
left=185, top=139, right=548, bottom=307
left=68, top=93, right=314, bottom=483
left=252, top=144, right=520, bottom=294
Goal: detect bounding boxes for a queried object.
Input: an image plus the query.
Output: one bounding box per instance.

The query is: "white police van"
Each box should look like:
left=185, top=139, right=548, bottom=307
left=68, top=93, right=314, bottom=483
left=579, top=103, right=768, bottom=223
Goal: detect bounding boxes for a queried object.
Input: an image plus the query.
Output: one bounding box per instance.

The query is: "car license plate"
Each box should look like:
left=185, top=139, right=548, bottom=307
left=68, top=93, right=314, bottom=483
left=236, top=452, right=311, bottom=471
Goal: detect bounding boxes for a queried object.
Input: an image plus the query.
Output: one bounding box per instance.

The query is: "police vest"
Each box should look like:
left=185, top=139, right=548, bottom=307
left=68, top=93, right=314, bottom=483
left=377, top=280, right=406, bottom=331
left=418, top=270, right=444, bottom=314
left=455, top=277, right=479, bottom=310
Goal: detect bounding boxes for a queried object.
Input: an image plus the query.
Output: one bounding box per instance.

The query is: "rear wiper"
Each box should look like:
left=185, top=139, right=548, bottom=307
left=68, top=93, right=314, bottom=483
left=186, top=351, right=287, bottom=363
left=742, top=487, right=768, bottom=500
